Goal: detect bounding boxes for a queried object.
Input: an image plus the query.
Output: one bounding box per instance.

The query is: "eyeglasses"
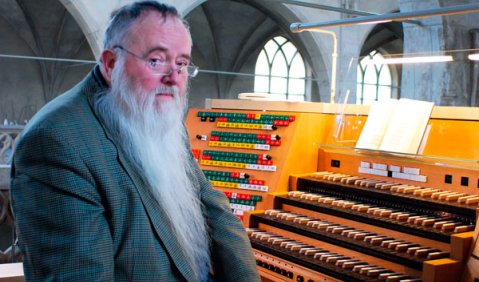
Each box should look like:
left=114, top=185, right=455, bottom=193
left=113, top=45, right=199, bottom=78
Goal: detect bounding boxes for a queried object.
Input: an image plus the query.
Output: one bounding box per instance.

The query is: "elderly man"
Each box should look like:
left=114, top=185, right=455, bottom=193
left=10, top=1, right=260, bottom=281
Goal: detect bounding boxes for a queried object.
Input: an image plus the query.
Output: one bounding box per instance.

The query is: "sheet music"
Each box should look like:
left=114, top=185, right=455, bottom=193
left=356, top=98, right=434, bottom=154
left=379, top=99, right=434, bottom=154
left=355, top=99, right=398, bottom=150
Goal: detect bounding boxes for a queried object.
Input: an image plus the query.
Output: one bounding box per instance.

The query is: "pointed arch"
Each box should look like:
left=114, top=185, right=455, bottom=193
left=356, top=50, right=394, bottom=104
left=254, top=36, right=306, bottom=101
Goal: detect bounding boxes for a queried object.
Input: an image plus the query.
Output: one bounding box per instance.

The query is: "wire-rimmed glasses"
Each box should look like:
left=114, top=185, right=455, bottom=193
left=113, top=45, right=199, bottom=78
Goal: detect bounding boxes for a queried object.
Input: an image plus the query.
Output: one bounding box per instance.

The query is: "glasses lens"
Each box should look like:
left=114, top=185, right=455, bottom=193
left=188, top=66, right=199, bottom=77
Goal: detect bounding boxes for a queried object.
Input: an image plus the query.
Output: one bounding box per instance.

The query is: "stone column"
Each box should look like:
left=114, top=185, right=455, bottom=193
left=399, top=0, right=448, bottom=104
left=399, top=0, right=474, bottom=106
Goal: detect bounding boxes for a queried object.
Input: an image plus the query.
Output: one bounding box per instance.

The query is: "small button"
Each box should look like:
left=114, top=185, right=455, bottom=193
left=331, top=159, right=340, bottom=168
left=445, top=174, right=453, bottom=184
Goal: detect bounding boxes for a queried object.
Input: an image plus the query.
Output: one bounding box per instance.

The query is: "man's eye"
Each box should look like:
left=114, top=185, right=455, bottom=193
left=177, top=61, right=189, bottom=68
left=148, top=58, right=164, bottom=68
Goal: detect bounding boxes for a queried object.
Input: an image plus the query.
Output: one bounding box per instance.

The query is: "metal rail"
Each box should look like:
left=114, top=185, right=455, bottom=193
left=290, top=3, right=479, bottom=32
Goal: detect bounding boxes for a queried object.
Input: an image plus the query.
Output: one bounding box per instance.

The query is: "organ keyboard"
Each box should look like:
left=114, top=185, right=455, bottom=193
left=248, top=228, right=424, bottom=282
left=186, top=100, right=479, bottom=282
left=245, top=155, right=477, bottom=282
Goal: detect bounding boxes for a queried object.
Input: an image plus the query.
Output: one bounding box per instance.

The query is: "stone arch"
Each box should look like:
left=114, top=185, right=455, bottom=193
left=185, top=0, right=328, bottom=105
left=58, top=0, right=119, bottom=58
left=0, top=0, right=95, bottom=123
left=58, top=0, right=209, bottom=58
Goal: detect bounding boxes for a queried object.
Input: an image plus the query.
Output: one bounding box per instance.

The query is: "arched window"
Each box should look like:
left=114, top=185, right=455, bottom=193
left=357, top=50, right=393, bottom=104
left=254, top=36, right=306, bottom=101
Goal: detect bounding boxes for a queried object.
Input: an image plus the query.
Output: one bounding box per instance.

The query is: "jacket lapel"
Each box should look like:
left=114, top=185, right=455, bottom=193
left=116, top=151, right=197, bottom=281
left=83, top=67, right=197, bottom=281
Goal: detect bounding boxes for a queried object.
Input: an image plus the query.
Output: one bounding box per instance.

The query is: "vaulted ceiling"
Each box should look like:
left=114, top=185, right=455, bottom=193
left=0, top=0, right=94, bottom=122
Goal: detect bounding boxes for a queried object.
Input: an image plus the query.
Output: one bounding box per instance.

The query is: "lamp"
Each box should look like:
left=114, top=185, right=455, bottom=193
left=468, top=53, right=479, bottom=61
left=375, top=55, right=453, bottom=65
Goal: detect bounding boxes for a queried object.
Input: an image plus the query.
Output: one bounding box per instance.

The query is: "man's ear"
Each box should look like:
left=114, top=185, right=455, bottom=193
left=100, top=49, right=117, bottom=85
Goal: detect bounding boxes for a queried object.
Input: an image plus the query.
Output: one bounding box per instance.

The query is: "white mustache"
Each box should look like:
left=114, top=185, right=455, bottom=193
left=153, top=86, right=179, bottom=96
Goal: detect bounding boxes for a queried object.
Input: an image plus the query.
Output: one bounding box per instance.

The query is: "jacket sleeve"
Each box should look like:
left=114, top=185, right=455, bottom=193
left=10, top=126, right=114, bottom=281
left=191, top=157, right=261, bottom=282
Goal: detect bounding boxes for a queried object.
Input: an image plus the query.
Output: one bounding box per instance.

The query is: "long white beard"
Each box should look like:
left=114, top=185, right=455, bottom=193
left=95, top=62, right=210, bottom=281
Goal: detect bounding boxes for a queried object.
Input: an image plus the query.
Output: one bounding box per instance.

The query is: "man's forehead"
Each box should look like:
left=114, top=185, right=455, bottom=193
left=128, top=11, right=192, bottom=48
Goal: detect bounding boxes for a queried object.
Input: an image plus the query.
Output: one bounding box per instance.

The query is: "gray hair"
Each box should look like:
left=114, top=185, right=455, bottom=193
left=103, top=1, right=189, bottom=49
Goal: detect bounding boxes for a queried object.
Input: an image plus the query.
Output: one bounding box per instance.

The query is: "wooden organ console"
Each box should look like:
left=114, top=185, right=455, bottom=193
left=185, top=99, right=479, bottom=282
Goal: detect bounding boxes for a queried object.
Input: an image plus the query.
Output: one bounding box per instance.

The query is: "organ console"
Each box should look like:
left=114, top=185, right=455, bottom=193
left=186, top=99, right=479, bottom=282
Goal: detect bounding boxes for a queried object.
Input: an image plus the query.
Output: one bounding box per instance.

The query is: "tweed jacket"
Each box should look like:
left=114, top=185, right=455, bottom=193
left=10, top=66, right=260, bottom=282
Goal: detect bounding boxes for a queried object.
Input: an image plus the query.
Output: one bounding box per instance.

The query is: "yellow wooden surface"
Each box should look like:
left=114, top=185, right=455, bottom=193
left=423, top=258, right=462, bottom=282
left=451, top=232, right=475, bottom=261
left=203, top=99, right=479, bottom=161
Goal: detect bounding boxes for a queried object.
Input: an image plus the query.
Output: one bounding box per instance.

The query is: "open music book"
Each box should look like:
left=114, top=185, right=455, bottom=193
left=355, top=98, right=434, bottom=154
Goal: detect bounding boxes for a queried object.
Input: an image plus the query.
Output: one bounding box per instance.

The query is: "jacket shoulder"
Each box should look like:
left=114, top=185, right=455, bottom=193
left=23, top=69, right=103, bottom=136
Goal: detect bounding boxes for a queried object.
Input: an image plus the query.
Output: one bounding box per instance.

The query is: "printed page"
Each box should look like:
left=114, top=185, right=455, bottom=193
left=355, top=99, right=399, bottom=150
left=379, top=99, right=434, bottom=154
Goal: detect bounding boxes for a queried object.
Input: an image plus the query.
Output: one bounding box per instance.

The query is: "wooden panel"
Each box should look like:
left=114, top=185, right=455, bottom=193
left=423, top=258, right=462, bottom=282
left=185, top=108, right=328, bottom=218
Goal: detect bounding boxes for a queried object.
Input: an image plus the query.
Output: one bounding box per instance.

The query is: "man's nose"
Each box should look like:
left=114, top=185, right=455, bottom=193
left=161, top=68, right=180, bottom=85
